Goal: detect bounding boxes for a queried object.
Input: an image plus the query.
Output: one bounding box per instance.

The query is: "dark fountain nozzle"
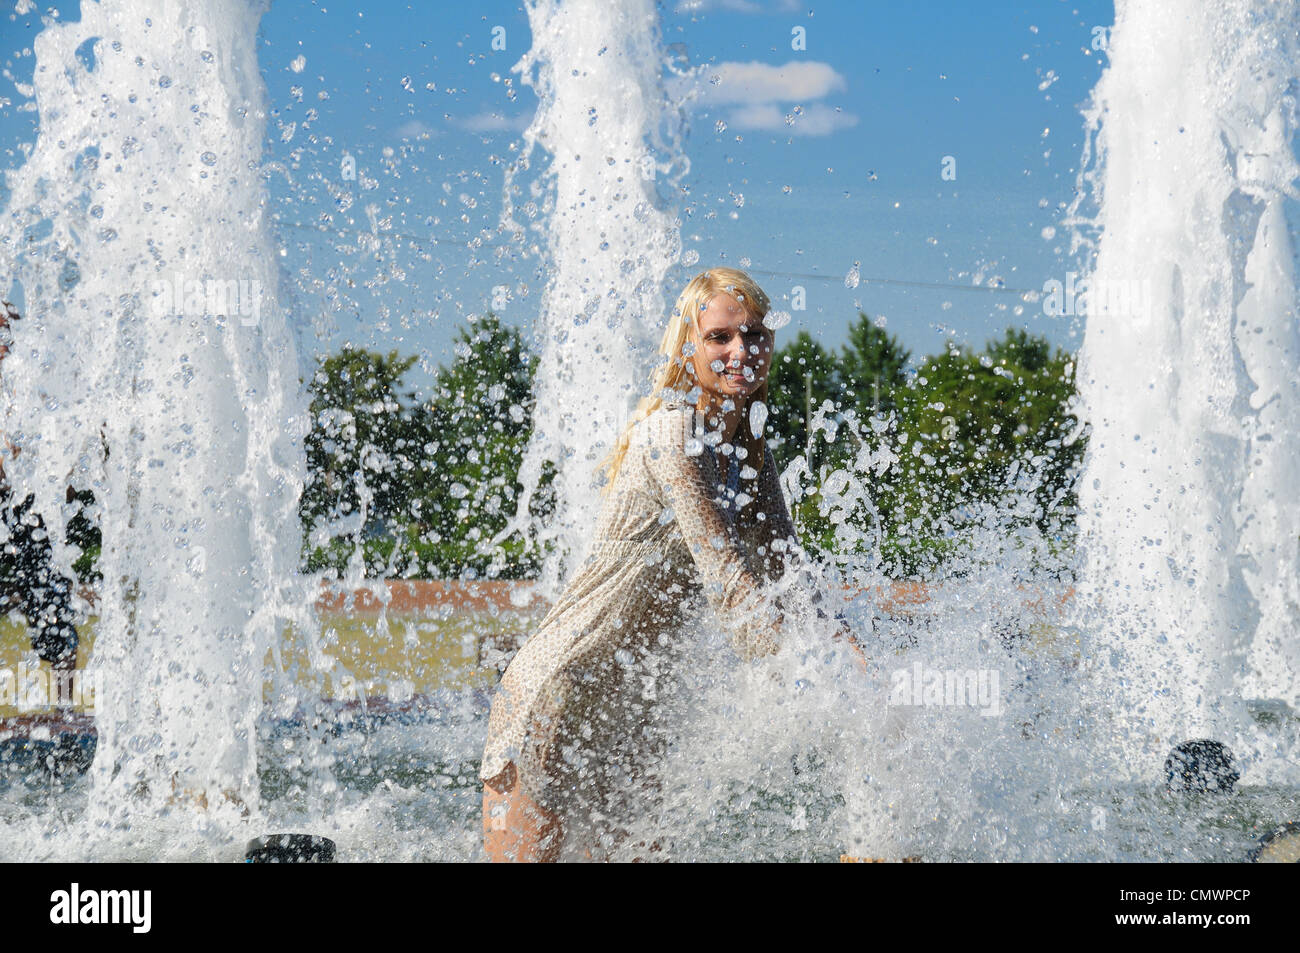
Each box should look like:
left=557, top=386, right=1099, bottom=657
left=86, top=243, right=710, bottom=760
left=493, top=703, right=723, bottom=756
left=244, top=834, right=336, bottom=863
left=1247, top=823, right=1300, bottom=863
left=1164, top=739, right=1239, bottom=795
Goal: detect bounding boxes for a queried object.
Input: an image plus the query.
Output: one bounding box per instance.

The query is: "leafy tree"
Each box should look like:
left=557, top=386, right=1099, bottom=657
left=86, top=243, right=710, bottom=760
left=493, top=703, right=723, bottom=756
left=766, top=329, right=844, bottom=466
left=300, top=346, right=421, bottom=545
left=839, top=312, right=910, bottom=420
left=765, top=317, right=909, bottom=561
left=865, top=329, right=1082, bottom=575
left=297, top=315, right=1082, bottom=583
left=416, top=312, right=553, bottom=578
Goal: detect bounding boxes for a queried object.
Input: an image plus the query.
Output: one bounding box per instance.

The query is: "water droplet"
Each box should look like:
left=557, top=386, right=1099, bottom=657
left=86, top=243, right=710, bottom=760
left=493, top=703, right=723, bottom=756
left=158, top=75, right=172, bottom=89
left=844, top=262, right=860, bottom=289
left=200, top=151, right=217, bottom=166
left=749, top=400, right=768, bottom=438
left=715, top=120, right=727, bottom=133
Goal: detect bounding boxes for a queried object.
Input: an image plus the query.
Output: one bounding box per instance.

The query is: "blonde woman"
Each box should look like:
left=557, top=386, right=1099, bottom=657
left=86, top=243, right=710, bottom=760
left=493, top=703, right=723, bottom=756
left=480, top=267, right=855, bottom=861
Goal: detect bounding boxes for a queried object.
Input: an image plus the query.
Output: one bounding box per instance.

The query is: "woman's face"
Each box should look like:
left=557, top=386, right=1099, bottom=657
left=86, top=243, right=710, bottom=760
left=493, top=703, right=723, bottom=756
left=689, top=292, right=775, bottom=403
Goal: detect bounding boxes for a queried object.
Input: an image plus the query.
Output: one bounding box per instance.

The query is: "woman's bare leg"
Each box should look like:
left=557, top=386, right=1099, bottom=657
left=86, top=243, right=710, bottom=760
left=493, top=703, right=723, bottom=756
left=482, top=762, right=563, bottom=863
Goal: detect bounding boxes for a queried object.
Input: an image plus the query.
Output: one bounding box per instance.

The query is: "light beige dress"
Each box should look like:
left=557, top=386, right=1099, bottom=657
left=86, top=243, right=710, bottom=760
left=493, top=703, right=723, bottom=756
left=479, top=398, right=799, bottom=837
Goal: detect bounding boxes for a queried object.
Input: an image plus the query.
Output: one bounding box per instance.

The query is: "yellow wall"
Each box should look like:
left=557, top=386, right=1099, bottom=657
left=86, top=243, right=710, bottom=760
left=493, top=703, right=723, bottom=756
left=0, top=610, right=538, bottom=720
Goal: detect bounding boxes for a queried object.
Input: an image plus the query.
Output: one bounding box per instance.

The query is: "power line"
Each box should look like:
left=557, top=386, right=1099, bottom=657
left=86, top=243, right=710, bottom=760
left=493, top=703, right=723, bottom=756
left=745, top=268, right=1039, bottom=296
left=273, top=216, right=454, bottom=249
left=271, top=218, right=1043, bottom=298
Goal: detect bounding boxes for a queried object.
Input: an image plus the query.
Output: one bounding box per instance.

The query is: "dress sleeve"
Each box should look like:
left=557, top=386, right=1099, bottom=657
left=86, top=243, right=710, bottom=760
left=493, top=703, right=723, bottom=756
left=642, top=409, right=780, bottom=660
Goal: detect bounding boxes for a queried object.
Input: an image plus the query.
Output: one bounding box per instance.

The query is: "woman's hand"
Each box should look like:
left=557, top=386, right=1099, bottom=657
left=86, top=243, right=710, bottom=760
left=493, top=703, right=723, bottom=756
left=818, top=606, right=869, bottom=673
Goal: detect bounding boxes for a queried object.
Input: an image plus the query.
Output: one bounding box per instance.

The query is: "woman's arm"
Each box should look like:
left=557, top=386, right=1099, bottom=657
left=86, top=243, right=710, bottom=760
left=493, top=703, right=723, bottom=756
left=643, top=410, right=781, bottom=661
left=748, top=443, right=801, bottom=582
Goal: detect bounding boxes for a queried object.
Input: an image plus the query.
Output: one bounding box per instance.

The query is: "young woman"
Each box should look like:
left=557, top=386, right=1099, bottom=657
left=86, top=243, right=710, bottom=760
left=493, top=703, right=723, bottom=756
left=479, top=267, right=853, bottom=861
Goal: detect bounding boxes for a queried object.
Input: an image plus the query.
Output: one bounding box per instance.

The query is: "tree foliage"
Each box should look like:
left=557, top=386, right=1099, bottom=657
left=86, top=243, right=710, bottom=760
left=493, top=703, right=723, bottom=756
left=301, top=313, right=553, bottom=579
left=764, top=322, right=1082, bottom=577
left=300, top=313, right=1082, bottom=582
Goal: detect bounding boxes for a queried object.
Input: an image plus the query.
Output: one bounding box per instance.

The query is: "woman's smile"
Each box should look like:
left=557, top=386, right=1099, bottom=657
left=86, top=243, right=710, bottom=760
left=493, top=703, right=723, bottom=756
left=694, top=293, right=774, bottom=404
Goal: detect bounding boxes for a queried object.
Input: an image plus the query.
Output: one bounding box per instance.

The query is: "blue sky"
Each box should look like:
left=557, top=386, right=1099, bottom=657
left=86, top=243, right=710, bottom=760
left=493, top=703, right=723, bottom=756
left=2, top=0, right=1114, bottom=393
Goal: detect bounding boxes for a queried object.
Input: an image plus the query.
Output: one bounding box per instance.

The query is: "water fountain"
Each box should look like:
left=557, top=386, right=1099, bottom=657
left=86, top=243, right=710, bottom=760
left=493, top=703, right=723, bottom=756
left=1071, top=0, right=1300, bottom=775
left=2, top=0, right=308, bottom=850
left=499, top=0, right=686, bottom=593
left=0, top=0, right=1295, bottom=863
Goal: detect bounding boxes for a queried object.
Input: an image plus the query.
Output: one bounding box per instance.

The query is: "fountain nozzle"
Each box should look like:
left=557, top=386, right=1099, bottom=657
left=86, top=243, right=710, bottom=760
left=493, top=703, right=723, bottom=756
left=1164, top=739, right=1240, bottom=795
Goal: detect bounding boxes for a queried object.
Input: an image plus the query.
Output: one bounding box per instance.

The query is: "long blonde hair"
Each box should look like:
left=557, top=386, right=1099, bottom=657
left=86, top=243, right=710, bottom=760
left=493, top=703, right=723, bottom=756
left=598, top=267, right=774, bottom=492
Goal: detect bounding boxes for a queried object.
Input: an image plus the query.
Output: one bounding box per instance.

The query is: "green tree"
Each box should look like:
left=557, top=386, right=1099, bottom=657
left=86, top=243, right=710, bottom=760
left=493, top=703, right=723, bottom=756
left=300, top=316, right=555, bottom=580
left=415, top=313, right=553, bottom=578
left=868, top=329, right=1082, bottom=574
left=839, top=312, right=910, bottom=420
left=766, top=329, right=844, bottom=466
left=764, top=317, right=910, bottom=560
left=300, top=346, right=421, bottom=542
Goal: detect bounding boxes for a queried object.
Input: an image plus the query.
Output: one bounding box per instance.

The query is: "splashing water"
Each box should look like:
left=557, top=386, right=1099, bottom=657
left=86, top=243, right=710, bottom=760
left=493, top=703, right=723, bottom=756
left=500, top=0, right=685, bottom=592
left=1071, top=0, right=1300, bottom=775
left=2, top=0, right=1297, bottom=863
left=2, top=0, right=308, bottom=835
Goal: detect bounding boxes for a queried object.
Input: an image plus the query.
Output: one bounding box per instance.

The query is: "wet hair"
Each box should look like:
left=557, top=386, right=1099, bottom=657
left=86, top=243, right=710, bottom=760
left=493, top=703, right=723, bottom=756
left=597, top=267, right=774, bottom=492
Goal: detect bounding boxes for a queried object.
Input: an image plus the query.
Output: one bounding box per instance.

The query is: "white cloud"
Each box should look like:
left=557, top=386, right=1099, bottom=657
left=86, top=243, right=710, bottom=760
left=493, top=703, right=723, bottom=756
left=728, top=102, right=859, bottom=136
left=395, top=120, right=436, bottom=139
left=685, top=60, right=847, bottom=106
left=456, top=111, right=533, bottom=133
left=667, top=59, right=856, bottom=137
left=396, top=113, right=533, bottom=139
left=674, top=0, right=795, bottom=12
